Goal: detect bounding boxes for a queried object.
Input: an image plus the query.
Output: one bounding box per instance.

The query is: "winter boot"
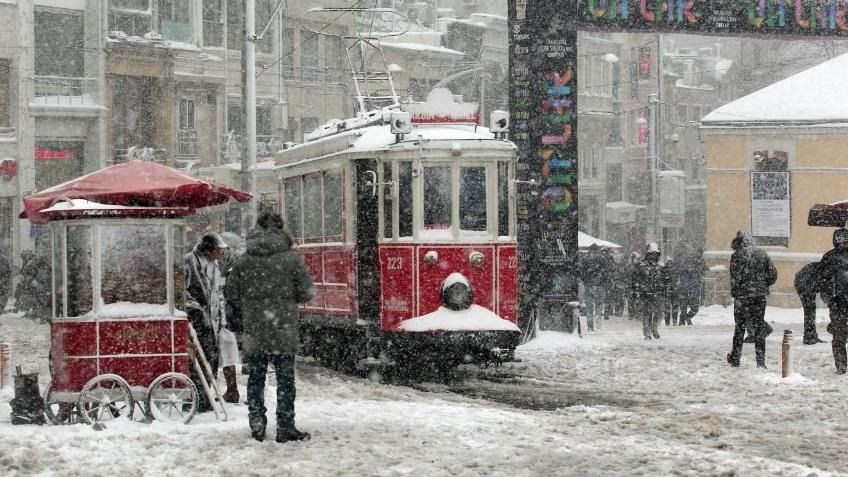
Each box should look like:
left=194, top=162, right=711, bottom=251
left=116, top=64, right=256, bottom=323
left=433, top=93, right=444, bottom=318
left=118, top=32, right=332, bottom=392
left=276, top=427, right=311, bottom=443
left=223, top=366, right=240, bottom=404
left=250, top=415, right=267, bottom=442
left=726, top=353, right=739, bottom=368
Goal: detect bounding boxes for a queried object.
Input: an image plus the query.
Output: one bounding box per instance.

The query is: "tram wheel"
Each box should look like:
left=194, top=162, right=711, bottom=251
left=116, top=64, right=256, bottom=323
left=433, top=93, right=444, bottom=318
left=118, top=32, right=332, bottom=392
left=77, top=374, right=134, bottom=425
left=145, top=372, right=198, bottom=424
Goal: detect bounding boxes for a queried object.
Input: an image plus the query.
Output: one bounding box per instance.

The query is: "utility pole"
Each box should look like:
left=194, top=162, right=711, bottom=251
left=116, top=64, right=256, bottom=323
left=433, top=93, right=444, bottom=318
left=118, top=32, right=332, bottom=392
left=648, top=93, right=659, bottom=244
left=241, top=0, right=258, bottom=231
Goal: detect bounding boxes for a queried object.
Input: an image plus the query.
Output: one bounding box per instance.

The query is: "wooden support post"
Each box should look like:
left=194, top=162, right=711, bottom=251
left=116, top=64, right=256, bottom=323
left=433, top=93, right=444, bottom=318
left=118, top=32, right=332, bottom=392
left=781, top=330, right=793, bottom=378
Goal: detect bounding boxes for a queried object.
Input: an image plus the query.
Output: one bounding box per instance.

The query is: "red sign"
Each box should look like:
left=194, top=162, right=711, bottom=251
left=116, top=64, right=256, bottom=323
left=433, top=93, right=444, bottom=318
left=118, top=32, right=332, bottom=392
left=35, top=146, right=76, bottom=161
left=0, top=159, right=15, bottom=181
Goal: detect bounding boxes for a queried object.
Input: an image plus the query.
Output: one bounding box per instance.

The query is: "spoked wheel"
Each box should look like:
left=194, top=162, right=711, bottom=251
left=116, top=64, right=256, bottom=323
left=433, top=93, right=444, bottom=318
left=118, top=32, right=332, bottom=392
left=77, top=374, right=134, bottom=424
left=43, top=383, right=83, bottom=425
left=145, top=373, right=198, bottom=424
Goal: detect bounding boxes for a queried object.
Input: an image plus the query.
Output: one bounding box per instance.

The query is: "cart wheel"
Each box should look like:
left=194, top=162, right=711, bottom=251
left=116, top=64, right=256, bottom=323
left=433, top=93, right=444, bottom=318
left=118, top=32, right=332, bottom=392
left=146, top=372, right=198, bottom=424
left=77, top=374, right=134, bottom=425
left=43, top=383, right=83, bottom=425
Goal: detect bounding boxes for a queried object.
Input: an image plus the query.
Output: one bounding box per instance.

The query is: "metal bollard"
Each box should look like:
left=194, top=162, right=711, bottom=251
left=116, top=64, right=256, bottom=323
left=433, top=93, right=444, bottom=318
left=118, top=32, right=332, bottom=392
left=0, top=343, right=9, bottom=389
left=781, top=330, right=792, bottom=378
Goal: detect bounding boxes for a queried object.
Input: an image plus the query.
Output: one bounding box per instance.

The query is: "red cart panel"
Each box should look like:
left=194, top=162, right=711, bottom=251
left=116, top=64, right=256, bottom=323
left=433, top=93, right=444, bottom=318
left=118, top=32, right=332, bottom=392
left=50, top=317, right=190, bottom=392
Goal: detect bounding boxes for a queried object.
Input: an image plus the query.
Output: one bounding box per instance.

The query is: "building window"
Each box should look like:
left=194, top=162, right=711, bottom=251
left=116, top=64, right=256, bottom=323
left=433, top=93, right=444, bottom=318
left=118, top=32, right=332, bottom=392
left=110, top=0, right=153, bottom=38
left=178, top=99, right=195, bottom=130
left=303, top=174, right=323, bottom=240
left=36, top=8, right=84, bottom=78
left=255, top=0, right=274, bottom=54
left=158, top=0, right=192, bottom=43
left=256, top=104, right=273, bottom=138
left=324, top=170, right=342, bottom=238
left=202, top=0, right=224, bottom=47
left=301, top=28, right=320, bottom=82
left=35, top=142, right=85, bottom=191
left=226, top=0, right=242, bottom=51
left=282, top=28, right=296, bottom=79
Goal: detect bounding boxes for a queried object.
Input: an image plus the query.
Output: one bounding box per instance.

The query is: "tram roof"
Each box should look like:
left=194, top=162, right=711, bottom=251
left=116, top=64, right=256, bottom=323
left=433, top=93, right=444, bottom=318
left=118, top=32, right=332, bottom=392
left=272, top=122, right=515, bottom=167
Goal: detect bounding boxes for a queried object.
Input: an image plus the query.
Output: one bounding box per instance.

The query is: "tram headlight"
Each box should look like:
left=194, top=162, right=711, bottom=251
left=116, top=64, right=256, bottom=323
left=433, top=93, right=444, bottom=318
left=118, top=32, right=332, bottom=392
left=469, top=251, right=485, bottom=267
left=441, top=272, right=473, bottom=311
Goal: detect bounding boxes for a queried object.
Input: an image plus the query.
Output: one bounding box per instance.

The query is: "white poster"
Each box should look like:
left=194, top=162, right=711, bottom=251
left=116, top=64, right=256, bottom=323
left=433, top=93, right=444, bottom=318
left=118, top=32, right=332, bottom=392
left=751, top=172, right=790, bottom=238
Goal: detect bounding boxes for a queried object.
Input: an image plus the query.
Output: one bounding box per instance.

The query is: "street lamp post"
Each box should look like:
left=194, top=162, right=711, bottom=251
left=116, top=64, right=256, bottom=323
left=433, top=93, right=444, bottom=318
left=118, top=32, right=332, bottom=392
left=648, top=93, right=659, bottom=245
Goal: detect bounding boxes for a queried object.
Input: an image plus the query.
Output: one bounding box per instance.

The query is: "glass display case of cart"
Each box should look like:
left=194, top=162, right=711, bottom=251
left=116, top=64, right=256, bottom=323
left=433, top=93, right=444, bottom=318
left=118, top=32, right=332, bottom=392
left=44, top=200, right=189, bottom=320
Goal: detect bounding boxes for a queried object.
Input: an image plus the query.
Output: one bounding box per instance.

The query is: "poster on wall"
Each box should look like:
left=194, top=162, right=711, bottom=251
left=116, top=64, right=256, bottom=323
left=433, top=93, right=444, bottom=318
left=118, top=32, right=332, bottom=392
left=751, top=171, right=790, bottom=238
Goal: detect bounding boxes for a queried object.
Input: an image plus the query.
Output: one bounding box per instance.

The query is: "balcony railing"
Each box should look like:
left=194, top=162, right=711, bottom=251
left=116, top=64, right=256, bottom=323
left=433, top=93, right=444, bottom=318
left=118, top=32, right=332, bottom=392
left=31, top=76, right=99, bottom=107
left=112, top=146, right=167, bottom=166
left=223, top=133, right=283, bottom=161
left=177, top=129, right=198, bottom=159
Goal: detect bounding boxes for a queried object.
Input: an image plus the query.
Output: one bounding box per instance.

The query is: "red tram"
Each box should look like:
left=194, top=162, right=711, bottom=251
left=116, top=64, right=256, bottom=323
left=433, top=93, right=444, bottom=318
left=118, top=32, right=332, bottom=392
left=211, top=91, right=521, bottom=372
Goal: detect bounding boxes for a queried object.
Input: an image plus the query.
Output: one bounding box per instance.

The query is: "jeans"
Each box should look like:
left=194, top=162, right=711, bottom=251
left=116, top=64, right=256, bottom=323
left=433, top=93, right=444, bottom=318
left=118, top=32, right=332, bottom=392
left=829, top=308, right=848, bottom=371
left=585, top=286, right=606, bottom=331
left=245, top=353, right=297, bottom=432
left=730, top=297, right=768, bottom=365
left=800, top=293, right=820, bottom=343
left=639, top=295, right=663, bottom=338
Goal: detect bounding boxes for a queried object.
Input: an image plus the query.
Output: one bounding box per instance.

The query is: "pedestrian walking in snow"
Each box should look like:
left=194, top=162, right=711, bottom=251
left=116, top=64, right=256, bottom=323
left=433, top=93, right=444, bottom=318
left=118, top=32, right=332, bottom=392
left=13, top=250, right=50, bottom=322
left=813, top=228, right=848, bottom=374
left=626, top=251, right=640, bottom=319
left=0, top=253, right=10, bottom=312
left=630, top=242, right=665, bottom=340
left=727, top=231, right=776, bottom=369
left=675, top=247, right=705, bottom=326
left=218, top=232, right=246, bottom=404
left=601, top=248, right=616, bottom=319
left=794, top=261, right=824, bottom=345
left=184, top=232, right=228, bottom=412
left=663, top=258, right=679, bottom=326
left=578, top=244, right=609, bottom=331
left=224, top=211, right=316, bottom=443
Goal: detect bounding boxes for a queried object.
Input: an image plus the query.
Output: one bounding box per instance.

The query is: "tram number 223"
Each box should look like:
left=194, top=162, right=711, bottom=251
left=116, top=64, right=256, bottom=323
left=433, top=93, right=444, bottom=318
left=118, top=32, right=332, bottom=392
left=387, top=257, right=404, bottom=271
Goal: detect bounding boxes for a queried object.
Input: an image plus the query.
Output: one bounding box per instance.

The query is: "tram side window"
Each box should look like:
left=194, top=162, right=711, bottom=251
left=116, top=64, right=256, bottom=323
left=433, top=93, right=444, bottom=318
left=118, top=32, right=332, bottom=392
left=303, top=174, right=323, bottom=241
left=498, top=162, right=509, bottom=237
left=66, top=225, right=92, bottom=317
left=398, top=161, right=413, bottom=238
left=285, top=177, right=302, bottom=242
left=423, top=166, right=451, bottom=230
left=324, top=170, right=342, bottom=239
left=382, top=162, right=392, bottom=239
left=460, top=166, right=487, bottom=232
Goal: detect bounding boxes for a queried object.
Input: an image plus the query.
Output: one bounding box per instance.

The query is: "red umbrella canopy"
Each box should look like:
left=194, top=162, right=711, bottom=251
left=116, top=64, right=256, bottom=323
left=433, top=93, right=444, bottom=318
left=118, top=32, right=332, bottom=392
left=22, top=160, right=251, bottom=224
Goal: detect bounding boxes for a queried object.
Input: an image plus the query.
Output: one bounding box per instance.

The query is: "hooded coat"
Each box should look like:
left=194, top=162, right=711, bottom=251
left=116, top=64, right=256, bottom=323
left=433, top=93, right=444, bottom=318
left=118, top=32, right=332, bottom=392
left=729, top=231, right=777, bottom=299
left=224, top=228, right=315, bottom=355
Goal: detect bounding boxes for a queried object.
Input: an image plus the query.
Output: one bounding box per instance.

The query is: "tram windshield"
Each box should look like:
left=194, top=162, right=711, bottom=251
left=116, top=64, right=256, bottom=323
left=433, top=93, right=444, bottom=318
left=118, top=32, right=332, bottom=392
left=381, top=158, right=515, bottom=242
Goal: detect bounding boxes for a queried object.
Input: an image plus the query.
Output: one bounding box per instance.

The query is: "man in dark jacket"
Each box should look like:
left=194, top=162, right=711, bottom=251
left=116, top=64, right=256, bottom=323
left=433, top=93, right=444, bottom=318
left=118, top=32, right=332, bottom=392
left=677, top=247, right=705, bottom=326
left=579, top=244, right=609, bottom=331
left=184, top=232, right=228, bottom=412
left=225, top=212, right=316, bottom=443
left=630, top=242, right=665, bottom=340
left=663, top=258, right=679, bottom=326
left=0, top=254, right=10, bottom=312
left=727, top=231, right=777, bottom=369
left=794, top=262, right=824, bottom=345
left=14, top=251, right=50, bottom=321
left=814, top=228, right=848, bottom=374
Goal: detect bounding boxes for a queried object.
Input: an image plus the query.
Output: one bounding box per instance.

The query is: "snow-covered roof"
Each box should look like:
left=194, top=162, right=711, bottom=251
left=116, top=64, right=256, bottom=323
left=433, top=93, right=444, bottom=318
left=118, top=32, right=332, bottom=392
left=578, top=231, right=622, bottom=249
left=382, top=42, right=464, bottom=56
left=702, top=52, right=848, bottom=126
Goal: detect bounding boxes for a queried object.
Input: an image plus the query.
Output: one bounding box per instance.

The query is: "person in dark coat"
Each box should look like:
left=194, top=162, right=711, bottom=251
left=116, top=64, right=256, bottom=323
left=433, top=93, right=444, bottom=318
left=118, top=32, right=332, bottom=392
left=0, top=254, right=10, bottom=312
left=224, top=212, right=316, bottom=443
left=663, top=258, right=679, bottom=326
left=578, top=244, right=609, bottom=331
left=676, top=247, right=705, bottom=326
left=727, top=231, right=777, bottom=369
left=626, top=251, right=640, bottom=319
left=14, top=251, right=50, bottom=322
left=184, top=232, right=228, bottom=412
left=794, top=262, right=824, bottom=345
left=630, top=242, right=665, bottom=340
left=813, top=228, right=848, bottom=374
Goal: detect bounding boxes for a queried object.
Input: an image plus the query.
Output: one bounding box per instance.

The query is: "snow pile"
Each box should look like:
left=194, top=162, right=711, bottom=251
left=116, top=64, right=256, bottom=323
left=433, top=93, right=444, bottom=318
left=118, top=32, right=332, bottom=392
left=519, top=330, right=607, bottom=352
left=398, top=304, right=520, bottom=332
left=83, top=302, right=186, bottom=319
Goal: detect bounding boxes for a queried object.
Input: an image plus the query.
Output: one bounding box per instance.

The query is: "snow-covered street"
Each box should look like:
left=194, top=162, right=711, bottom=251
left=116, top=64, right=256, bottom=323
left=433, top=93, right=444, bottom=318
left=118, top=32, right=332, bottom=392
left=1, top=306, right=847, bottom=477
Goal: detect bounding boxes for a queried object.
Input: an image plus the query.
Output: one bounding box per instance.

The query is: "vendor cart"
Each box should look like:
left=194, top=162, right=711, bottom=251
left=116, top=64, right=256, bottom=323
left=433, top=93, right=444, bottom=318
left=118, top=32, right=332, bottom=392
left=20, top=161, right=251, bottom=425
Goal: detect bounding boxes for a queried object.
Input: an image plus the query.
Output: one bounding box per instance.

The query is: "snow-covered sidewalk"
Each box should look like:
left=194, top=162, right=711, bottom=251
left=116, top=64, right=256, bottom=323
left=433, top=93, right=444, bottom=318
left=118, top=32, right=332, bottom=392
left=0, top=306, right=846, bottom=476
